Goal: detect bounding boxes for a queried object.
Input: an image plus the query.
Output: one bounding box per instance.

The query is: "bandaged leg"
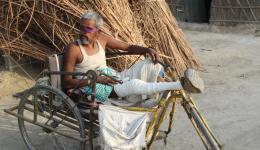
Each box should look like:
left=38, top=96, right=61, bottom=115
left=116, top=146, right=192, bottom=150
left=113, top=79, right=182, bottom=97
left=119, top=59, right=163, bottom=101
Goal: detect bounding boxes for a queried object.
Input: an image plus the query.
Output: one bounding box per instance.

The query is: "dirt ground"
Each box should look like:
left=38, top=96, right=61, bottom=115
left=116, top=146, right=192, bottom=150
left=0, top=24, right=260, bottom=150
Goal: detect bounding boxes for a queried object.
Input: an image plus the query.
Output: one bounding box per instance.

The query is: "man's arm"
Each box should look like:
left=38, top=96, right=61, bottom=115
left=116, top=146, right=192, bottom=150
left=101, top=33, right=159, bottom=63
left=63, top=42, right=120, bottom=89
left=63, top=43, right=90, bottom=89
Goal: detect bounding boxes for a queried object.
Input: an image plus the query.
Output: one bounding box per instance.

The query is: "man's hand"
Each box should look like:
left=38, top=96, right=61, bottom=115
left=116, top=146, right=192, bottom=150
left=122, top=45, right=160, bottom=64
left=147, top=48, right=159, bottom=64
left=97, top=76, right=121, bottom=85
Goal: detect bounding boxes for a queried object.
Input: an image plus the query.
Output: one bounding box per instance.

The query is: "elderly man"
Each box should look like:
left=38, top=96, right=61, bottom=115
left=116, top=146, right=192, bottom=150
left=63, top=11, right=203, bottom=105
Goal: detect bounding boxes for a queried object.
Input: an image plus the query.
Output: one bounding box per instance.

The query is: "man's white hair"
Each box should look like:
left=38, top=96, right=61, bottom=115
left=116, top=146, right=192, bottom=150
left=81, top=11, right=103, bottom=28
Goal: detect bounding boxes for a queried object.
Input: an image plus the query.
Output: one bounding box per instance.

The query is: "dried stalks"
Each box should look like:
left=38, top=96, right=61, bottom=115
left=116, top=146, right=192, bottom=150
left=0, top=0, right=200, bottom=74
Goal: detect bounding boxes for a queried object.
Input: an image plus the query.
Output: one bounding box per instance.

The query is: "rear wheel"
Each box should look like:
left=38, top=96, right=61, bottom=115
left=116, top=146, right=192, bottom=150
left=18, top=85, right=86, bottom=150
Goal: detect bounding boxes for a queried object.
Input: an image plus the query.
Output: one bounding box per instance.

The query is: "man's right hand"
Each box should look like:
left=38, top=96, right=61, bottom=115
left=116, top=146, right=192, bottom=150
left=97, top=76, right=121, bottom=85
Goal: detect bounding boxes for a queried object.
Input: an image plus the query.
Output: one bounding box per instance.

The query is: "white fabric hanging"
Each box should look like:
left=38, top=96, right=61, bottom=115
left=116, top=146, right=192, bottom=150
left=98, top=105, right=149, bottom=150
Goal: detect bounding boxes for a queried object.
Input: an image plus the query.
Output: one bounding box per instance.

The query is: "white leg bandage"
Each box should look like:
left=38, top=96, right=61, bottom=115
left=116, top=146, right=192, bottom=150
left=113, top=79, right=182, bottom=98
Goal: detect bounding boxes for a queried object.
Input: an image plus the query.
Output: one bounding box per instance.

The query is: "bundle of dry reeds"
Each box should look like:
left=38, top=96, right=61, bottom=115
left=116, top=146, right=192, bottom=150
left=130, top=0, right=200, bottom=74
left=0, top=0, right=145, bottom=70
left=0, top=0, right=200, bottom=74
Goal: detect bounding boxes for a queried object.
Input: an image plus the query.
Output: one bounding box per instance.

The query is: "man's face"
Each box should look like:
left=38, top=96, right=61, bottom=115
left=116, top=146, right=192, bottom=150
left=79, top=19, right=99, bottom=45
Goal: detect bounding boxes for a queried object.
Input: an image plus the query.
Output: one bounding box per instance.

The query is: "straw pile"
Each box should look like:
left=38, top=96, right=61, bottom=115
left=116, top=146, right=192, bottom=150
left=130, top=0, right=200, bottom=73
left=0, top=0, right=200, bottom=74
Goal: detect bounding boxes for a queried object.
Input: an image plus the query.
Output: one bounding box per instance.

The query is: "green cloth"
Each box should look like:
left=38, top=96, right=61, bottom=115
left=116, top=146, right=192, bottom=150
left=81, top=67, right=119, bottom=102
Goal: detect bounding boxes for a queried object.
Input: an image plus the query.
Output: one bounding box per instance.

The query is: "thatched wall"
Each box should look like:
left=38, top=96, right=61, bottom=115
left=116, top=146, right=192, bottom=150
left=210, top=0, right=260, bottom=25
left=166, top=0, right=186, bottom=21
left=166, top=0, right=211, bottom=23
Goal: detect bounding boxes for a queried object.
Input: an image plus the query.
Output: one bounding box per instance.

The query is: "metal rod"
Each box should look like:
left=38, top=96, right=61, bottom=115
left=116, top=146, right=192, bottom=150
left=146, top=106, right=160, bottom=139
left=47, top=71, right=89, bottom=76
left=5, top=109, right=88, bottom=142
left=190, top=108, right=220, bottom=150
left=165, top=98, right=177, bottom=134
left=146, top=96, right=170, bottom=139
left=189, top=97, right=223, bottom=148
left=147, top=96, right=175, bottom=149
left=23, top=105, right=87, bottom=134
left=121, top=107, right=157, bottom=112
left=26, top=100, right=99, bottom=129
left=89, top=108, right=94, bottom=150
left=182, top=102, right=210, bottom=150
left=33, top=93, right=38, bottom=123
left=4, top=105, right=19, bottom=112
left=105, top=52, right=140, bottom=56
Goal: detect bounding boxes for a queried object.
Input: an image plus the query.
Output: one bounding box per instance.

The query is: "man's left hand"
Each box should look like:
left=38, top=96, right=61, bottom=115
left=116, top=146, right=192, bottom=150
left=147, top=48, right=159, bottom=64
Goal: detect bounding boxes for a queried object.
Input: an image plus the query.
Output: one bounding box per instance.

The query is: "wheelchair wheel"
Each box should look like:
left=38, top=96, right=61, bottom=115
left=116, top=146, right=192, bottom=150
left=18, top=85, right=86, bottom=150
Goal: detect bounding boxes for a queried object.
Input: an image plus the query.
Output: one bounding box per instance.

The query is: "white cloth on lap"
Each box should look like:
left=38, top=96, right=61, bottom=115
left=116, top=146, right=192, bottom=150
left=98, top=105, right=148, bottom=150
left=119, top=59, right=163, bottom=102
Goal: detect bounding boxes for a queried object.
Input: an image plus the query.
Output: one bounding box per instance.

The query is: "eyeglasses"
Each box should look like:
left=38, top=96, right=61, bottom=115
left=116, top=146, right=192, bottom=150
left=80, top=26, right=99, bottom=33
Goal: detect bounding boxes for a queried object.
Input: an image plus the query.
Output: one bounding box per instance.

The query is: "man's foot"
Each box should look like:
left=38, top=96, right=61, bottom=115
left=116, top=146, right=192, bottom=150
left=181, top=69, right=204, bottom=93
